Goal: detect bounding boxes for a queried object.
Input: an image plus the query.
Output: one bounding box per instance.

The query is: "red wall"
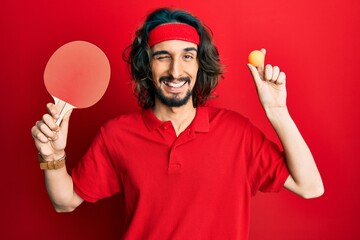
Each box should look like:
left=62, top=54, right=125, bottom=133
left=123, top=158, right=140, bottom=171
left=1, top=0, right=359, bottom=239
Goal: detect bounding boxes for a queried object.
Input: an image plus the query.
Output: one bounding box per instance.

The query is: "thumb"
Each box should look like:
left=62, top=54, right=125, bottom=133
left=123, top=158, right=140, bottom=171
left=247, top=63, right=263, bottom=86
left=59, top=109, right=73, bottom=130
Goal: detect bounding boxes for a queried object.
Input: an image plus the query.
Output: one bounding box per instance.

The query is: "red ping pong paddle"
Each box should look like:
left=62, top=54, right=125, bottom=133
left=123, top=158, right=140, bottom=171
left=44, top=41, right=111, bottom=125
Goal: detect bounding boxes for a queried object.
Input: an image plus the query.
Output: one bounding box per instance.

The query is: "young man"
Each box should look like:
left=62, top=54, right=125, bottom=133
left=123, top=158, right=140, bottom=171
left=31, top=8, right=323, bottom=239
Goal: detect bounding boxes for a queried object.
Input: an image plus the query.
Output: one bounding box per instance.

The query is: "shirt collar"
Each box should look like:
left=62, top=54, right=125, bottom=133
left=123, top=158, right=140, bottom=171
left=142, top=106, right=209, bottom=133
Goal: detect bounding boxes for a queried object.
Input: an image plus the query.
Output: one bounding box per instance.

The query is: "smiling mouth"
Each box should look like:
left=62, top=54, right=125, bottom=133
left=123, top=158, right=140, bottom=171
left=160, top=76, right=190, bottom=89
left=163, top=81, right=187, bottom=88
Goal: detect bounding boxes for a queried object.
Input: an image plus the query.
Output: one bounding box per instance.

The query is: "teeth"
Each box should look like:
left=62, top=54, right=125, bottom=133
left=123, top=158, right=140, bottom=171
left=164, top=81, right=186, bottom=88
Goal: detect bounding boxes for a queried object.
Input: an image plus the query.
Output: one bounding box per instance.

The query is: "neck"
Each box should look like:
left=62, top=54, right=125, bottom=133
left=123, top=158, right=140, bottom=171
left=153, top=98, right=197, bottom=136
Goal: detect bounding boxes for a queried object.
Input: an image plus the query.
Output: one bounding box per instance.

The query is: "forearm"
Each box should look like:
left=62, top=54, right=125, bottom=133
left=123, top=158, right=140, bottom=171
left=265, top=107, right=324, bottom=198
left=43, top=153, right=83, bottom=212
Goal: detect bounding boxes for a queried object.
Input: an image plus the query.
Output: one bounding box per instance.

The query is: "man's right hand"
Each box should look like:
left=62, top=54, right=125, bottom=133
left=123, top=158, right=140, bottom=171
left=31, top=103, right=72, bottom=160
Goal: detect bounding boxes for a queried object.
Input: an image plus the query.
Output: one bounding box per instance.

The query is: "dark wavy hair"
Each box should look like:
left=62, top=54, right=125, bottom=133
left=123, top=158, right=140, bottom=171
left=123, top=8, right=223, bottom=109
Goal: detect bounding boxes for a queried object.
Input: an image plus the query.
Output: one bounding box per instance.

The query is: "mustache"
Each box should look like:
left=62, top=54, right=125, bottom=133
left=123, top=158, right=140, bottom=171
left=159, top=76, right=191, bottom=83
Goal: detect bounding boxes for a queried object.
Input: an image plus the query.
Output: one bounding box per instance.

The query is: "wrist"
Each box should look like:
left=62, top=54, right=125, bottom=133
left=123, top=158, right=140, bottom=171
left=264, top=106, right=289, bottom=118
left=40, top=150, right=66, bottom=162
left=264, top=106, right=291, bottom=128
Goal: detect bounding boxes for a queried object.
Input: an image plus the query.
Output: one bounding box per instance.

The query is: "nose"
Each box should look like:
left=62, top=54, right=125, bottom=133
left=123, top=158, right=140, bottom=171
left=169, top=58, right=183, bottom=79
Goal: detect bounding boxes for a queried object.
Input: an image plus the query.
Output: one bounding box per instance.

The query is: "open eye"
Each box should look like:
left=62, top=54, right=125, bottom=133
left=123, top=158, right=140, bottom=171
left=183, top=54, right=195, bottom=61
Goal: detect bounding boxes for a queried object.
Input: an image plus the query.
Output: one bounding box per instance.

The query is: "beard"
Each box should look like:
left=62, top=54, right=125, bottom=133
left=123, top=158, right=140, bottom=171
left=154, top=75, right=193, bottom=107
left=155, top=87, right=193, bottom=107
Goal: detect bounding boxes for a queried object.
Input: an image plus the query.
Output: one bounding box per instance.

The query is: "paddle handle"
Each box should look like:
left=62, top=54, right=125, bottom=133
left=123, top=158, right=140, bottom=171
left=53, top=97, right=75, bottom=125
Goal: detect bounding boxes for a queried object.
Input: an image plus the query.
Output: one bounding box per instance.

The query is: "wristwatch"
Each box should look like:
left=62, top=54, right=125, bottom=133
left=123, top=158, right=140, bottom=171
left=38, top=153, right=66, bottom=170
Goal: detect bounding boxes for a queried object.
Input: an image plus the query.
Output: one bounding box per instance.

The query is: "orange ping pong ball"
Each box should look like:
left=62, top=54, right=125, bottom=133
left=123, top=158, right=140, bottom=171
left=248, top=50, right=265, bottom=67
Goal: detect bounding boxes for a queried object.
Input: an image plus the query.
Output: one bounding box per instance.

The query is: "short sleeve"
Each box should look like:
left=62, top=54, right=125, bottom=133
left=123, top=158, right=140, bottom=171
left=244, top=121, right=289, bottom=196
left=72, top=129, right=122, bottom=203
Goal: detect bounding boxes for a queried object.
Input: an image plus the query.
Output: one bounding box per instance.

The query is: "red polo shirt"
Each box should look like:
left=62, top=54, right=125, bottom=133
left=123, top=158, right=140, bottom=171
left=72, top=106, right=289, bottom=239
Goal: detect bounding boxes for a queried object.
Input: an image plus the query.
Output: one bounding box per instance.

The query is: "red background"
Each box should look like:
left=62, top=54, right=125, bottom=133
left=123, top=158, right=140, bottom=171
left=1, top=0, right=359, bottom=239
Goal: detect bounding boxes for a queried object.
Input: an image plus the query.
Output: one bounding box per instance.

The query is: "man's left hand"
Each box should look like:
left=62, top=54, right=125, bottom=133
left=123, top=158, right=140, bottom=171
left=247, top=49, right=287, bottom=111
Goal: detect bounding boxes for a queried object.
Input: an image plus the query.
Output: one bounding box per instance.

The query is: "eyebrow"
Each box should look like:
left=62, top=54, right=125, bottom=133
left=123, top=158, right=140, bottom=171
left=184, top=47, right=198, bottom=52
left=152, top=50, right=169, bottom=57
left=152, top=47, right=198, bottom=57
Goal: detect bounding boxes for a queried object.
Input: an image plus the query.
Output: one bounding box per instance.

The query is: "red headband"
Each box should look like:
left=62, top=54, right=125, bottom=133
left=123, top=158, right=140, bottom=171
left=148, top=23, right=200, bottom=47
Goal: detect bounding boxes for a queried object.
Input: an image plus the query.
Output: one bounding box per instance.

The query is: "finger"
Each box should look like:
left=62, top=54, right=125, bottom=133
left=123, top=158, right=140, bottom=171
left=36, top=117, right=58, bottom=140
left=31, top=124, right=49, bottom=143
left=272, top=66, right=280, bottom=81
left=257, top=48, right=267, bottom=74
left=260, top=48, right=266, bottom=58
left=265, top=64, right=273, bottom=81
left=42, top=113, right=59, bottom=132
left=46, top=102, right=60, bottom=120
left=276, top=72, right=286, bottom=85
